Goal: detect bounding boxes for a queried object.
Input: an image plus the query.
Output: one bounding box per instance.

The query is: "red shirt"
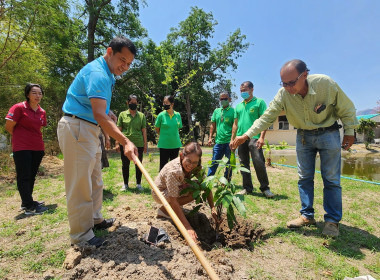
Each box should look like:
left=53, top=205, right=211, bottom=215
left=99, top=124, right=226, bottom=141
left=6, top=101, right=47, bottom=152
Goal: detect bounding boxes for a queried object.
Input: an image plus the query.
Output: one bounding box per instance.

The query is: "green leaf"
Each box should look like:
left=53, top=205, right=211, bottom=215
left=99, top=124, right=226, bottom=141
left=221, top=157, right=229, bottom=164
left=238, top=167, right=250, bottom=173
left=221, top=194, right=233, bottom=208
left=192, top=190, right=200, bottom=199
left=201, top=189, right=210, bottom=202
left=188, top=205, right=202, bottom=216
left=196, top=196, right=201, bottom=204
left=218, top=176, right=229, bottom=185
left=232, top=195, right=246, bottom=217
left=226, top=205, right=236, bottom=230
left=230, top=183, right=236, bottom=194
left=180, top=188, right=193, bottom=195
left=203, top=176, right=215, bottom=183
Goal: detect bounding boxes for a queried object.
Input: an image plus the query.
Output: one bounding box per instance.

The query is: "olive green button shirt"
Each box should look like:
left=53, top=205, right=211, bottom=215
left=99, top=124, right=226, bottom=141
left=211, top=106, right=235, bottom=144
left=235, top=97, right=267, bottom=139
left=245, top=74, right=359, bottom=138
left=155, top=110, right=182, bottom=149
left=117, top=110, right=146, bottom=147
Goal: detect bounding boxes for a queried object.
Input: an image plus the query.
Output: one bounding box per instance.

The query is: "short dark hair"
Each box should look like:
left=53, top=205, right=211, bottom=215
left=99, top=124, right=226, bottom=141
left=241, top=81, right=254, bottom=89
left=282, top=59, right=310, bottom=74
left=25, top=83, right=43, bottom=101
left=164, top=95, right=174, bottom=104
left=220, top=91, right=231, bottom=98
left=127, top=94, right=138, bottom=102
left=109, top=36, right=137, bottom=56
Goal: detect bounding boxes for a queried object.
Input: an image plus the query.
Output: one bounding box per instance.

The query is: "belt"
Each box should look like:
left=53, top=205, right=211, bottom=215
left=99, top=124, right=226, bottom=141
left=297, top=121, right=342, bottom=133
left=64, top=113, right=99, bottom=127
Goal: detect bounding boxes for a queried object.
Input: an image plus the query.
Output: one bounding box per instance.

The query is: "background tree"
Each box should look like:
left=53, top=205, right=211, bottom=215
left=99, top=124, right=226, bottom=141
left=0, top=0, right=82, bottom=150
left=357, top=119, right=377, bottom=149
left=159, top=7, right=249, bottom=140
left=80, top=0, right=147, bottom=62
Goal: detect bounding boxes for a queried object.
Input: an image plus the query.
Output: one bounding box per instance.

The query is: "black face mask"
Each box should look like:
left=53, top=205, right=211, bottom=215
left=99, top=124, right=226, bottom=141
left=163, top=104, right=171, bottom=110
left=129, top=103, right=137, bottom=110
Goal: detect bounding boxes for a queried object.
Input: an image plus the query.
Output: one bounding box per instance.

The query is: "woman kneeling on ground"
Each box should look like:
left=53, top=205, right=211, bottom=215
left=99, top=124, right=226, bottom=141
left=152, top=142, right=218, bottom=242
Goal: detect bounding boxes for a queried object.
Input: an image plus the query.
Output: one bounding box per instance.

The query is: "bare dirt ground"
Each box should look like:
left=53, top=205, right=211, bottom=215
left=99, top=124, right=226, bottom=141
left=1, top=144, right=378, bottom=280
left=0, top=156, right=268, bottom=280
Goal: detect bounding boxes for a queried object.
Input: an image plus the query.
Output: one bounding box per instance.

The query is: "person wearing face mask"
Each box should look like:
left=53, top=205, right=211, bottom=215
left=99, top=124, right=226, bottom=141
left=207, top=92, right=235, bottom=180
left=152, top=142, right=218, bottom=243
left=116, top=95, right=147, bottom=191
left=230, top=81, right=275, bottom=198
left=155, top=95, right=183, bottom=170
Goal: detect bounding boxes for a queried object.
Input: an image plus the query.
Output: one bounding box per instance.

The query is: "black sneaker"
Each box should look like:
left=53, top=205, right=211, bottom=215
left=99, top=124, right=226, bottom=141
left=20, top=201, right=45, bottom=211
left=93, top=218, right=115, bottom=230
left=87, top=236, right=107, bottom=248
left=24, top=205, right=48, bottom=215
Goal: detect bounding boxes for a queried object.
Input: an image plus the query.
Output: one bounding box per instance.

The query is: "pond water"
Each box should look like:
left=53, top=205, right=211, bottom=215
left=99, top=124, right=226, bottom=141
left=270, top=153, right=380, bottom=182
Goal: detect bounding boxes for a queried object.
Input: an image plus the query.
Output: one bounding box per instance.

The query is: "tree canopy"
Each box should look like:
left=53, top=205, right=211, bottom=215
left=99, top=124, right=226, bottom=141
left=0, top=2, right=250, bottom=150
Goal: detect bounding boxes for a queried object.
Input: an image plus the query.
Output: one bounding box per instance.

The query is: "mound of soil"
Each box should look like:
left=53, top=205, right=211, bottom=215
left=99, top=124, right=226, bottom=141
left=62, top=205, right=263, bottom=280
left=185, top=208, right=264, bottom=251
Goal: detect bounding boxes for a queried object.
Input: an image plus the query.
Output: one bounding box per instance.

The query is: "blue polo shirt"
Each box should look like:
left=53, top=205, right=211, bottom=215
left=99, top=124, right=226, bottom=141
left=62, top=57, right=115, bottom=124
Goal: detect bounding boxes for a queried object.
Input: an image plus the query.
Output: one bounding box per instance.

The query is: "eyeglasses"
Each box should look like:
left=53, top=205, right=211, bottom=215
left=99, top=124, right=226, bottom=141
left=279, top=72, right=304, bottom=87
left=184, top=158, right=199, bottom=166
left=220, top=98, right=228, bottom=101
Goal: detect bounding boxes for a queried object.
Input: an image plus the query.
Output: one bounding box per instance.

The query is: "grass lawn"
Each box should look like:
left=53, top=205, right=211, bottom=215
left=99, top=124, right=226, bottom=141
left=0, top=147, right=379, bottom=279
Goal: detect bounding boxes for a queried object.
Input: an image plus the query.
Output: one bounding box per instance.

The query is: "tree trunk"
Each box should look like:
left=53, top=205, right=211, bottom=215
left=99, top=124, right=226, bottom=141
left=87, top=1, right=96, bottom=62
left=201, top=124, right=206, bottom=146
left=185, top=91, right=195, bottom=140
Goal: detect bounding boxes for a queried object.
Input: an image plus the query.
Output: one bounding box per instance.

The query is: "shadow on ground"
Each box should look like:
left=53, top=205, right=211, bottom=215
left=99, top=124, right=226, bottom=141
left=14, top=203, right=58, bottom=220
left=265, top=222, right=379, bottom=259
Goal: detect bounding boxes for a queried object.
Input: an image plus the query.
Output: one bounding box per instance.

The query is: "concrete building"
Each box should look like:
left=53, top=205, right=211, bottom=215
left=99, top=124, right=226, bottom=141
left=265, top=112, right=297, bottom=146
left=356, top=113, right=380, bottom=143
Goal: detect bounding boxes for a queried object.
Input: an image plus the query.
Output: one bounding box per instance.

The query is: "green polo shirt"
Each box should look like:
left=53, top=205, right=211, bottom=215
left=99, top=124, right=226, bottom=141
left=211, top=106, right=234, bottom=144
left=245, top=74, right=359, bottom=138
left=117, top=110, right=146, bottom=147
left=155, top=110, right=182, bottom=149
left=234, top=97, right=267, bottom=139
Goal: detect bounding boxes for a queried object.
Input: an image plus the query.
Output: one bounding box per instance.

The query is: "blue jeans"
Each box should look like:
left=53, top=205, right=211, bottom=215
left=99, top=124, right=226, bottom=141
left=207, top=143, right=232, bottom=180
left=296, top=129, right=342, bottom=223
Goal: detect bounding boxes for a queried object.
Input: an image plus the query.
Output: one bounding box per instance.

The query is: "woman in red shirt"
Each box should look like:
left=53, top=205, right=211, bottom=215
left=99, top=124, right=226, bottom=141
left=5, top=83, right=48, bottom=215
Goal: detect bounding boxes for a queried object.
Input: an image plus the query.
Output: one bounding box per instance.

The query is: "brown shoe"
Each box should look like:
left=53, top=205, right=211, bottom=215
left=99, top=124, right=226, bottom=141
left=287, top=216, right=316, bottom=228
left=322, top=222, right=339, bottom=237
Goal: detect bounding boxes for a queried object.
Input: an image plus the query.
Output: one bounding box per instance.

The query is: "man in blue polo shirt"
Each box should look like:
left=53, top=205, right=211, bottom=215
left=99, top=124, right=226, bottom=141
left=57, top=36, right=137, bottom=248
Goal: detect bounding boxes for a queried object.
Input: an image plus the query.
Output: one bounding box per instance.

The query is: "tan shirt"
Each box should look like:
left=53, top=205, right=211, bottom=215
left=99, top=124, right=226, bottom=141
left=245, top=74, right=359, bottom=138
left=153, top=157, right=187, bottom=199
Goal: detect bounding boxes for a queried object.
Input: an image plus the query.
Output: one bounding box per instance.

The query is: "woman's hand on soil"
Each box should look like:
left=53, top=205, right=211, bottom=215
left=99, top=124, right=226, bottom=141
left=187, top=229, right=199, bottom=243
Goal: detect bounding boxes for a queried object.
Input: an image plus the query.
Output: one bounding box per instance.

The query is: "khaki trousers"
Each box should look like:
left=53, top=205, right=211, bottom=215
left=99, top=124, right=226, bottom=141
left=57, top=116, right=104, bottom=244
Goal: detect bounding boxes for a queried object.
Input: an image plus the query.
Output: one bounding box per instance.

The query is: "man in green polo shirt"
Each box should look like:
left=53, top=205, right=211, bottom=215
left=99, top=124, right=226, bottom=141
left=207, top=92, right=235, bottom=180
left=230, top=81, right=275, bottom=198
left=232, top=59, right=358, bottom=237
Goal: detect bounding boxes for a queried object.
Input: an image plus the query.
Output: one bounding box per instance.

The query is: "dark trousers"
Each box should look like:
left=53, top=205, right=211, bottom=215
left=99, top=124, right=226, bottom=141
left=120, top=146, right=144, bottom=185
left=13, top=150, right=45, bottom=208
left=238, top=138, right=269, bottom=192
left=159, top=148, right=180, bottom=170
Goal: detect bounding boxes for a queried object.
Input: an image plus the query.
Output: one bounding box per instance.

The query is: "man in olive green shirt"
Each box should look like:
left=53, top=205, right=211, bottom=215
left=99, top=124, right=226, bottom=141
left=230, top=81, right=274, bottom=198
left=207, top=92, right=235, bottom=180
left=232, top=59, right=358, bottom=237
